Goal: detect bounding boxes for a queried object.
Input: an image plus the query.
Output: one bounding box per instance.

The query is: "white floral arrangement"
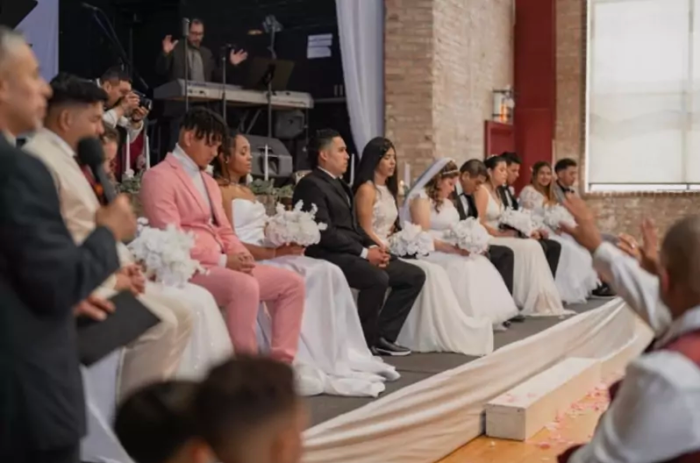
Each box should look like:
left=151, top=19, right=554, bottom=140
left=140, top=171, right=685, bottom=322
left=265, top=201, right=328, bottom=247
left=499, top=208, right=540, bottom=237
left=543, top=205, right=576, bottom=230
left=387, top=222, right=434, bottom=257
left=128, top=219, right=206, bottom=287
left=443, top=218, right=491, bottom=255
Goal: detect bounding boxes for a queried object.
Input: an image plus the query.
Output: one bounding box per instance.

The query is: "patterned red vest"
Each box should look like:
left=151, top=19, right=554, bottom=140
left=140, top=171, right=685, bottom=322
left=559, top=330, right=700, bottom=463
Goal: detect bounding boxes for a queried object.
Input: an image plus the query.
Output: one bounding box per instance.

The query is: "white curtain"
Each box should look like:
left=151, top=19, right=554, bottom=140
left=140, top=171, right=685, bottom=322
left=336, top=0, right=384, bottom=157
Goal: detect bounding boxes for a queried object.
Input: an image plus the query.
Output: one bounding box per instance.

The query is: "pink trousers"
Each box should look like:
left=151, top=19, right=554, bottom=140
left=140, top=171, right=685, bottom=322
left=191, top=263, right=305, bottom=363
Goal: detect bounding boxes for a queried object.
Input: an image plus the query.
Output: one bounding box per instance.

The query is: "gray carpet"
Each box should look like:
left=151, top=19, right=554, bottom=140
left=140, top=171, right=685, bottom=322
left=306, top=298, right=607, bottom=427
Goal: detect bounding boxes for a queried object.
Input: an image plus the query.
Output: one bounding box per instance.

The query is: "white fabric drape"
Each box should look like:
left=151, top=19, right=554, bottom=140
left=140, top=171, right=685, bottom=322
left=336, top=0, right=384, bottom=156
left=17, top=0, right=60, bottom=82
left=302, top=299, right=652, bottom=463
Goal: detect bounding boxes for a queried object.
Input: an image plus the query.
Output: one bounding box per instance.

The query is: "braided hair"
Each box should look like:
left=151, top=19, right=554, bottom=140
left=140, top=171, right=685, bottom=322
left=180, top=107, right=228, bottom=148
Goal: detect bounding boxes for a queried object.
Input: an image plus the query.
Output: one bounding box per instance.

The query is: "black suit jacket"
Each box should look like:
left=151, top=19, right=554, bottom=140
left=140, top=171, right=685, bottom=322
left=499, top=185, right=519, bottom=210
left=453, top=190, right=478, bottom=220
left=0, top=136, right=120, bottom=453
left=293, top=169, right=377, bottom=258
left=155, top=41, right=218, bottom=82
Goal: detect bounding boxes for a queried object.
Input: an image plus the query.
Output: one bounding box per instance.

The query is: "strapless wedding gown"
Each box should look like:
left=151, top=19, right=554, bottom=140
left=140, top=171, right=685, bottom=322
left=231, top=198, right=399, bottom=397
left=372, top=186, right=494, bottom=355
left=519, top=186, right=599, bottom=304
left=482, top=187, right=568, bottom=315
left=154, top=282, right=233, bottom=380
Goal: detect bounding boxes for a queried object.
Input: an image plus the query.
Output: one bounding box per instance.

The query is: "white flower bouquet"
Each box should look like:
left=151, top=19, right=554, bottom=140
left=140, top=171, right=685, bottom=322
left=443, top=218, right=491, bottom=255
left=128, top=219, right=206, bottom=287
left=388, top=222, right=434, bottom=257
left=265, top=201, right=328, bottom=247
left=543, top=205, right=576, bottom=230
left=499, top=208, right=539, bottom=237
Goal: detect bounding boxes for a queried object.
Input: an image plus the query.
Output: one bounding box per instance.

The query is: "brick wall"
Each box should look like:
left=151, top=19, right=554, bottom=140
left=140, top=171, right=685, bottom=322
left=555, top=0, right=700, bottom=236
left=385, top=0, right=513, bottom=185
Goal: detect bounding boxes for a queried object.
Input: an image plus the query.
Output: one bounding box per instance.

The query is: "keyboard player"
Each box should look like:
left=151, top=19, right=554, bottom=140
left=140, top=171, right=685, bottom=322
left=156, top=18, right=248, bottom=149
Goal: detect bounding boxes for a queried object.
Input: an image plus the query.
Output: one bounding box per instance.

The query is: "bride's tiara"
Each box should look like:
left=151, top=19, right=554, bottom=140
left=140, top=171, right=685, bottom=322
left=440, top=169, right=460, bottom=176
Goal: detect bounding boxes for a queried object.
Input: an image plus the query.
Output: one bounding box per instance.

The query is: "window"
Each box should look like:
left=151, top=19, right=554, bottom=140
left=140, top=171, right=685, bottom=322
left=585, top=0, right=700, bottom=192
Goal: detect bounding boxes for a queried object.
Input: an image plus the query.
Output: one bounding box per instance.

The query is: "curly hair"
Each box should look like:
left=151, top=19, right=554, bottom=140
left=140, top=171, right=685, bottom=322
left=425, top=160, right=459, bottom=212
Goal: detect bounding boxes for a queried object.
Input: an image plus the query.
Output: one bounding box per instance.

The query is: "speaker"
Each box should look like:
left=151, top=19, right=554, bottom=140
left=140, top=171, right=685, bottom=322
left=0, top=0, right=37, bottom=28
left=274, top=110, right=305, bottom=139
left=246, top=135, right=294, bottom=179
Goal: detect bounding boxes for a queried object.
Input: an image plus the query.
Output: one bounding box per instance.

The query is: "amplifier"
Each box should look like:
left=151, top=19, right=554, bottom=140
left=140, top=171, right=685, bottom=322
left=246, top=135, right=294, bottom=179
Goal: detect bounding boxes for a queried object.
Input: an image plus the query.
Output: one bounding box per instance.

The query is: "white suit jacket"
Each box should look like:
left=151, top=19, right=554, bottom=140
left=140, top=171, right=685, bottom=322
left=23, top=129, right=131, bottom=292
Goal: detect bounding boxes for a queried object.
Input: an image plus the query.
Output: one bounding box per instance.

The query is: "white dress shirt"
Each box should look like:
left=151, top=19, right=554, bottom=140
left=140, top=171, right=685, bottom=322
left=569, top=243, right=700, bottom=463
left=171, top=145, right=227, bottom=267
left=318, top=167, right=370, bottom=259
left=454, top=181, right=471, bottom=216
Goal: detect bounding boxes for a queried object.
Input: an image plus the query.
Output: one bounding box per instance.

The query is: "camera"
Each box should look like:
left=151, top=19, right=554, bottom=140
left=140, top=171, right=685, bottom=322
left=132, top=90, right=153, bottom=111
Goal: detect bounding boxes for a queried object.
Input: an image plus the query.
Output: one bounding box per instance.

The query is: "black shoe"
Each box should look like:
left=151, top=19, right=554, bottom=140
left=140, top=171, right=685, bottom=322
left=509, top=314, right=526, bottom=323
left=375, top=337, right=412, bottom=357
left=592, top=283, right=616, bottom=299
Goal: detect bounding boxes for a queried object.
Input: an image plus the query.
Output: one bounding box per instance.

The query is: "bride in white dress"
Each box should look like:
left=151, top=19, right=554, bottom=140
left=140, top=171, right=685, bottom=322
left=473, top=156, right=566, bottom=315
left=396, top=157, right=519, bottom=332
left=353, top=139, right=494, bottom=355
left=519, top=162, right=599, bottom=304
left=213, top=133, right=399, bottom=397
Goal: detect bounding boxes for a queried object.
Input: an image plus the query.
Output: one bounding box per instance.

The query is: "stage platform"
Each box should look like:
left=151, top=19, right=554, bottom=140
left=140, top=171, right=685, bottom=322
left=302, top=298, right=652, bottom=463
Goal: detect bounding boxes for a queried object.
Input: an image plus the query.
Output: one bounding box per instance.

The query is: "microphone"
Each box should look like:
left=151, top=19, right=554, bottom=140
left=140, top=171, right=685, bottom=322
left=77, top=137, right=117, bottom=203
left=81, top=2, right=99, bottom=11
left=182, top=18, right=190, bottom=37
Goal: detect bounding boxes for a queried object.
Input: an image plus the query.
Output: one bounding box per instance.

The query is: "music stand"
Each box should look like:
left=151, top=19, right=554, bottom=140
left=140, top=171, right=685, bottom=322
left=245, top=58, right=295, bottom=92
left=0, top=0, right=37, bottom=28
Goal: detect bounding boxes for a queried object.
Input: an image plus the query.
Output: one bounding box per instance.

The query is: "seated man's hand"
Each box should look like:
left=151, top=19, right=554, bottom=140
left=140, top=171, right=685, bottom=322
left=367, top=247, right=386, bottom=267
left=539, top=228, right=550, bottom=239
left=617, top=233, right=641, bottom=261
left=530, top=230, right=542, bottom=240
left=74, top=296, right=115, bottom=321
left=227, top=252, right=256, bottom=274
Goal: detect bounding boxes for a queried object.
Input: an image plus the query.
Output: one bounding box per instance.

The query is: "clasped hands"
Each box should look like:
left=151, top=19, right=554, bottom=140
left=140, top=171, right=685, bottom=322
left=367, top=246, right=390, bottom=268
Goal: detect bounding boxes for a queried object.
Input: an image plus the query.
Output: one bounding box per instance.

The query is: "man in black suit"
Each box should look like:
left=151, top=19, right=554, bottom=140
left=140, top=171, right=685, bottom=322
left=454, top=160, right=524, bottom=322
left=500, top=152, right=562, bottom=277
left=0, top=27, right=136, bottom=463
left=293, top=129, right=426, bottom=356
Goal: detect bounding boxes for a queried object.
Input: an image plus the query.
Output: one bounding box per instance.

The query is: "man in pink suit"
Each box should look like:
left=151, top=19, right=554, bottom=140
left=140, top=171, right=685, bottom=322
left=140, top=108, right=305, bottom=363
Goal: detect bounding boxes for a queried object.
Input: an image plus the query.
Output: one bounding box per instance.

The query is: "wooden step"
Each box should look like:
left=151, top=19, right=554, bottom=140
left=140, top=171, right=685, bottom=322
left=485, top=357, right=601, bottom=441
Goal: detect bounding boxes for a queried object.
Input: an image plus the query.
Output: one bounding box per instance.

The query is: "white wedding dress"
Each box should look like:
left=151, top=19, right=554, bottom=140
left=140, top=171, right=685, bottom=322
left=482, top=187, right=568, bottom=315
left=154, top=282, right=234, bottom=380
left=231, top=198, right=399, bottom=397
left=519, top=186, right=599, bottom=304
left=372, top=186, right=494, bottom=355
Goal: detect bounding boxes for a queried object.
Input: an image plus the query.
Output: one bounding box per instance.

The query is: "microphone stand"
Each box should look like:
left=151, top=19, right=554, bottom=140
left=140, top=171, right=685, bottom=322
left=183, top=19, right=190, bottom=112
left=221, top=46, right=228, bottom=124
left=89, top=7, right=148, bottom=91
left=265, top=27, right=278, bottom=140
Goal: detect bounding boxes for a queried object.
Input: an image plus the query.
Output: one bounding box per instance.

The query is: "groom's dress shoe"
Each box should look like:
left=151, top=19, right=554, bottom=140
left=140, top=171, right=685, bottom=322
left=375, top=337, right=412, bottom=357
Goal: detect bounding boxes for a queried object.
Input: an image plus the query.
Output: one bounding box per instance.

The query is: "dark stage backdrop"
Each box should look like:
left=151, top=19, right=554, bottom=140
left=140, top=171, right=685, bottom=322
left=59, top=0, right=356, bottom=158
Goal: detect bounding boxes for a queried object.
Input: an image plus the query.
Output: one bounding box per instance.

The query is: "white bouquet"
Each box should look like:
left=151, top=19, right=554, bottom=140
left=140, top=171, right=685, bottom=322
left=499, top=208, right=539, bottom=237
left=128, top=219, right=206, bottom=287
left=443, top=218, right=491, bottom=255
left=543, top=205, right=576, bottom=230
left=265, top=201, right=328, bottom=247
left=387, top=222, right=434, bottom=257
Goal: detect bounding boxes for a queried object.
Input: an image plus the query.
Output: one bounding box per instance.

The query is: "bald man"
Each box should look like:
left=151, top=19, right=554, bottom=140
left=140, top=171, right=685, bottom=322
left=558, top=200, right=700, bottom=462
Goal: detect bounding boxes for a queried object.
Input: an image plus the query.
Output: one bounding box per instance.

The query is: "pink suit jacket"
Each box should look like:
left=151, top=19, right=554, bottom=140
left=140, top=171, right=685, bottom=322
left=140, top=154, right=250, bottom=266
